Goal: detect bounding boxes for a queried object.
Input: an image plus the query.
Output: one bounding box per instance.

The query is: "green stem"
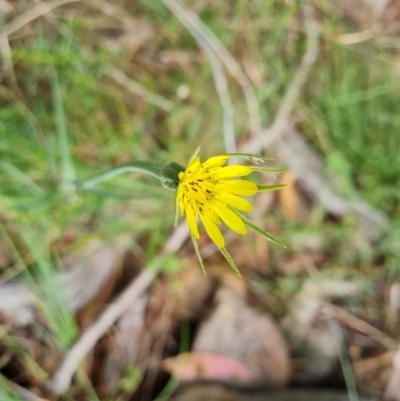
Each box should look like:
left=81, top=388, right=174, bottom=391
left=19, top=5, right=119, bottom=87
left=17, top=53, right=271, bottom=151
left=80, top=162, right=165, bottom=190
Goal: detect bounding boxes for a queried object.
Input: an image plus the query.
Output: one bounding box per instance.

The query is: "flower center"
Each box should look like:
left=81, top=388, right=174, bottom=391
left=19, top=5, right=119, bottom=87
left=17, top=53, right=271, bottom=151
left=177, top=167, right=224, bottom=216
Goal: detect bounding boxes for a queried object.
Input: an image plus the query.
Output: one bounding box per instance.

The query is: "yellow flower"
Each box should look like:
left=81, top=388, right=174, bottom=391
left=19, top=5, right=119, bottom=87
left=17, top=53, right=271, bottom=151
left=177, top=155, right=255, bottom=247
left=175, top=153, right=285, bottom=275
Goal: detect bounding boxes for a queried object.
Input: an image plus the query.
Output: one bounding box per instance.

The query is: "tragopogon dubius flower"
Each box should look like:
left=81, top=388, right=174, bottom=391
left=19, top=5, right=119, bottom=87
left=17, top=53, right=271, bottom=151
left=175, top=153, right=285, bottom=275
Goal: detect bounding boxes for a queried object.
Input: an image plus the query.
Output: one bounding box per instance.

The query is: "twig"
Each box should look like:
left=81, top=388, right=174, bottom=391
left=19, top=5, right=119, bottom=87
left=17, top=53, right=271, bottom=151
left=330, top=305, right=398, bottom=351
left=163, top=0, right=261, bottom=141
left=164, top=0, right=236, bottom=153
left=48, top=223, right=189, bottom=395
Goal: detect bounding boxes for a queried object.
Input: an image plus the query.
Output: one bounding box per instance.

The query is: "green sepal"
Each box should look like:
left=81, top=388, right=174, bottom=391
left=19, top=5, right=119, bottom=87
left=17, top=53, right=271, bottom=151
left=251, top=166, right=285, bottom=174
left=160, top=162, right=186, bottom=190
left=257, top=184, right=287, bottom=192
left=232, top=209, right=286, bottom=248
left=225, top=153, right=275, bottom=162
left=190, top=233, right=207, bottom=276
left=219, top=247, right=241, bottom=277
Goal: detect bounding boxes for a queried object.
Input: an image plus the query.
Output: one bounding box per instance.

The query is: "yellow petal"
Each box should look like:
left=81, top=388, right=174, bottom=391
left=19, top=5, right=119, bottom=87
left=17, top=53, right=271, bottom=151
left=209, top=210, right=221, bottom=225
left=186, top=208, right=199, bottom=239
left=202, top=155, right=229, bottom=168
left=200, top=214, right=224, bottom=247
left=178, top=197, right=185, bottom=215
left=215, top=204, right=246, bottom=235
left=217, top=165, right=252, bottom=177
left=222, top=193, right=253, bottom=211
left=226, top=180, right=258, bottom=196
left=186, top=157, right=201, bottom=172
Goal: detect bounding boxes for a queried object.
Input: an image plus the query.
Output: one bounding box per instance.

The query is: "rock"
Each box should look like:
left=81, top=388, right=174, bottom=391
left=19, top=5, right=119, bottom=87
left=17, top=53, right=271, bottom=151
left=192, top=286, right=291, bottom=387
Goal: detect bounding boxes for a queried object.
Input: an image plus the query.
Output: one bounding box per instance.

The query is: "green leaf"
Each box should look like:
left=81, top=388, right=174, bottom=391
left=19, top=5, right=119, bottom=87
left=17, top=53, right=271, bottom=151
left=219, top=247, right=241, bottom=276
left=232, top=210, right=286, bottom=248
left=190, top=233, right=207, bottom=276
left=257, top=184, right=287, bottom=192
left=160, top=162, right=185, bottom=190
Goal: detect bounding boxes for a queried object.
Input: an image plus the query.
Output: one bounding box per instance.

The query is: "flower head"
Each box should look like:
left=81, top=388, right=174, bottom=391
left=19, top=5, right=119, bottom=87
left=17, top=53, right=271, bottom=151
left=175, top=153, right=285, bottom=275
left=176, top=155, right=257, bottom=248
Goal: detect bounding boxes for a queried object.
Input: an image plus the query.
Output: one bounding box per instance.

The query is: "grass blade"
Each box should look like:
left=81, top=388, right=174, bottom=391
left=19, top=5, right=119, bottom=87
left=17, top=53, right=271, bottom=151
left=51, top=68, right=76, bottom=191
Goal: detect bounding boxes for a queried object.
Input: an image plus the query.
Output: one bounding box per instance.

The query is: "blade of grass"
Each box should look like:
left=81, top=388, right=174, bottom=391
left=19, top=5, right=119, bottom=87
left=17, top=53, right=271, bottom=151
left=0, top=161, right=44, bottom=196
left=51, top=67, right=76, bottom=192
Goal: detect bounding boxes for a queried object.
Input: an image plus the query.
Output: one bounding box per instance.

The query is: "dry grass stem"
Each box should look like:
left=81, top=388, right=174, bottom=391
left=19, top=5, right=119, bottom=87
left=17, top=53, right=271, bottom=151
left=163, top=0, right=236, bottom=154
left=242, top=2, right=320, bottom=153
left=163, top=0, right=261, bottom=140
left=0, top=0, right=81, bottom=39
left=330, top=305, right=398, bottom=350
